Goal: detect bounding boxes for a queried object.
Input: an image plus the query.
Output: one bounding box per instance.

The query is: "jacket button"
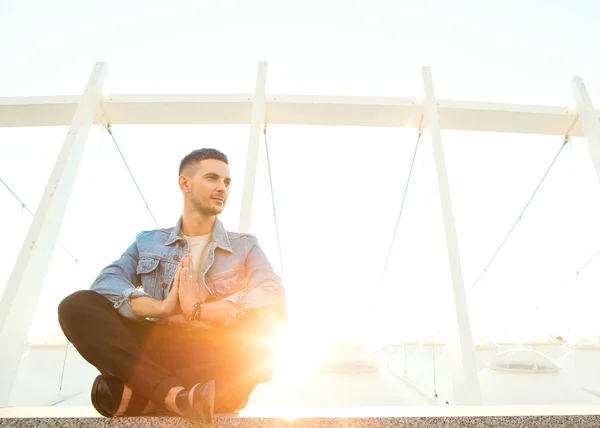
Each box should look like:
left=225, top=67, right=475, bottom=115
left=173, top=255, right=179, bottom=261
left=162, top=282, right=168, bottom=288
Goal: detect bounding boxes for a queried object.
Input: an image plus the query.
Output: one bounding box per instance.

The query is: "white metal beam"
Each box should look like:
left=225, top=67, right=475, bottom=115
left=572, top=77, right=600, bottom=185
left=0, top=93, right=594, bottom=137
left=421, top=66, right=481, bottom=405
left=0, top=62, right=107, bottom=405
left=238, top=62, right=268, bottom=233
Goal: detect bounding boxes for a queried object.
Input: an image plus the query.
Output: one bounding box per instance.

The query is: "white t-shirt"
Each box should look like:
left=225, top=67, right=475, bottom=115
left=183, top=233, right=212, bottom=300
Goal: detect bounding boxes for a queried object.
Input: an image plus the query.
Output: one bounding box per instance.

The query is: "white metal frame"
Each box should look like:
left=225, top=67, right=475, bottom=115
left=1, top=95, right=594, bottom=136
left=421, top=66, right=481, bottom=404
left=0, top=62, right=107, bottom=405
left=571, top=77, right=600, bottom=185
left=239, top=61, right=268, bottom=233
left=0, top=61, right=598, bottom=406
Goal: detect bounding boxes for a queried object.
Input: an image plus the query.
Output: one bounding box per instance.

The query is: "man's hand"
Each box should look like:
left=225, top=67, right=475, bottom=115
left=176, top=254, right=236, bottom=326
left=131, top=263, right=181, bottom=319
left=158, top=261, right=183, bottom=318
left=178, top=254, right=201, bottom=320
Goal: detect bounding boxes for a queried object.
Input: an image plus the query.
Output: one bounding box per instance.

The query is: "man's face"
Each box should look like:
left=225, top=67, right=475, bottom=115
left=184, top=159, right=231, bottom=216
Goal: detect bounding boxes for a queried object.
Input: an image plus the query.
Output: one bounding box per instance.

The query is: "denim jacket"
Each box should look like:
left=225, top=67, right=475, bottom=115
left=90, top=217, right=285, bottom=325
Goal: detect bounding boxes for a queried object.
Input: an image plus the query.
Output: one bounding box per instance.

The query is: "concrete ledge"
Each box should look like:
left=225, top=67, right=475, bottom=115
left=1, top=406, right=600, bottom=427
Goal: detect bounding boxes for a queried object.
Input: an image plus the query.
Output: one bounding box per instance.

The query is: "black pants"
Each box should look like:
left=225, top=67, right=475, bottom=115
left=58, top=290, right=278, bottom=412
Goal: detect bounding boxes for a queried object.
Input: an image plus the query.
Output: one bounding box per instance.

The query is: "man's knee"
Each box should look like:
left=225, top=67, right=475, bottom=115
left=227, top=308, right=286, bottom=383
left=58, top=289, right=104, bottom=326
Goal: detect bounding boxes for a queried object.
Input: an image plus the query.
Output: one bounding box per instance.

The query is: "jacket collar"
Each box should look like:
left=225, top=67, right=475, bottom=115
left=166, top=216, right=233, bottom=253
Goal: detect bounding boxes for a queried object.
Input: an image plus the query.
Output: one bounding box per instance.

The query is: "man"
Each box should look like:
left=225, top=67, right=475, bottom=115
left=58, top=148, right=286, bottom=421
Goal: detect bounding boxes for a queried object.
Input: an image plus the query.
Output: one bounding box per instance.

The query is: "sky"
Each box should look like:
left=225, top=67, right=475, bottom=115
left=2, top=0, right=600, bottom=353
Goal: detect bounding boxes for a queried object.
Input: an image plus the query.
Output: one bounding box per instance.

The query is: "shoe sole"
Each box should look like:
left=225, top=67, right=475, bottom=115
left=91, top=374, right=117, bottom=418
left=191, top=379, right=215, bottom=423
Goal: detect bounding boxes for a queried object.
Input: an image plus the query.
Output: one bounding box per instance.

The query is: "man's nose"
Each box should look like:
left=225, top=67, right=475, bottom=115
left=216, top=180, right=227, bottom=193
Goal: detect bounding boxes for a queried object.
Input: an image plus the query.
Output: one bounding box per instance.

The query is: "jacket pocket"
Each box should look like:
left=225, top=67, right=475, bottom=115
left=207, top=268, right=244, bottom=297
left=136, top=257, right=160, bottom=294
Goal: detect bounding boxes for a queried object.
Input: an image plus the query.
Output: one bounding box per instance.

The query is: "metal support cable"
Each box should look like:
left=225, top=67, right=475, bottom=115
left=533, top=245, right=600, bottom=312
left=105, top=125, right=160, bottom=229
left=58, top=343, right=69, bottom=393
left=0, top=178, right=78, bottom=263
left=466, top=137, right=570, bottom=296
left=431, top=338, right=438, bottom=398
left=263, top=124, right=284, bottom=277
left=380, top=131, right=422, bottom=286
left=404, top=343, right=408, bottom=377
left=575, top=247, right=600, bottom=276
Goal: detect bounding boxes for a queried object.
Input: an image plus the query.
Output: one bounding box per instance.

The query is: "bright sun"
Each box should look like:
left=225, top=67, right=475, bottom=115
left=264, top=320, right=327, bottom=380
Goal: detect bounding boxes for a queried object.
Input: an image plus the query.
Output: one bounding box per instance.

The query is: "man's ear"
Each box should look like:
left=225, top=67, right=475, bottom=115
left=178, top=175, right=190, bottom=193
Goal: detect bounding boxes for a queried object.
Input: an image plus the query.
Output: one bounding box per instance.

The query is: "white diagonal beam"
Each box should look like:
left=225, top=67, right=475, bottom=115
left=572, top=77, right=600, bottom=185
left=238, top=61, right=268, bottom=233
left=0, top=62, right=107, bottom=405
left=421, top=66, right=481, bottom=405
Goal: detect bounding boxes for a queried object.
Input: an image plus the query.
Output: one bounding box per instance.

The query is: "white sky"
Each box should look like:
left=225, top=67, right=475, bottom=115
left=2, top=0, right=600, bottom=350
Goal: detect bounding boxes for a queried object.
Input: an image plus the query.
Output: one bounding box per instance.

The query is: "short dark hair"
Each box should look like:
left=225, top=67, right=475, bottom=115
left=178, top=148, right=228, bottom=176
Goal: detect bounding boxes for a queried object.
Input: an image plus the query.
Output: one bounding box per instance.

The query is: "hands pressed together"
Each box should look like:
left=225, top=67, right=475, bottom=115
left=158, top=254, right=234, bottom=328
